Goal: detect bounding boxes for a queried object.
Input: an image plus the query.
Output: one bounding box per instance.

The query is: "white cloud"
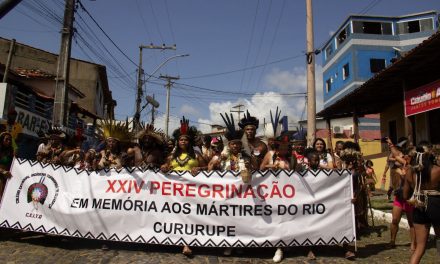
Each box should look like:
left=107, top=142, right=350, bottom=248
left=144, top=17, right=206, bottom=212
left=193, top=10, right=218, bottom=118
left=180, top=104, right=199, bottom=116
left=329, top=30, right=335, bottom=36
left=195, top=65, right=325, bottom=134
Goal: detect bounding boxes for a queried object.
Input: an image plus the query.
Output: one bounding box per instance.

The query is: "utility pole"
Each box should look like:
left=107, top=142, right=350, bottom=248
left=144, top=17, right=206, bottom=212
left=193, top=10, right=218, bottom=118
left=230, top=104, right=245, bottom=123
left=305, top=0, right=316, bottom=147
left=160, top=74, right=179, bottom=135
left=134, top=44, right=176, bottom=132
left=0, top=0, right=22, bottom=19
left=2, top=38, right=15, bottom=83
left=53, top=0, right=75, bottom=128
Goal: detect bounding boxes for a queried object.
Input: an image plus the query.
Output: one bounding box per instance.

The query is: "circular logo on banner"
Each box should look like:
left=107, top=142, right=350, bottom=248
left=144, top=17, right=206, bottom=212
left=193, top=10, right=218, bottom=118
left=16, top=173, right=59, bottom=211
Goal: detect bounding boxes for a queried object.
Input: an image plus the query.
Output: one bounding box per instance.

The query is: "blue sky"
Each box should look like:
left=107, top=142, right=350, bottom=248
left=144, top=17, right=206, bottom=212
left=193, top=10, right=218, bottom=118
left=1, top=0, right=439, bottom=134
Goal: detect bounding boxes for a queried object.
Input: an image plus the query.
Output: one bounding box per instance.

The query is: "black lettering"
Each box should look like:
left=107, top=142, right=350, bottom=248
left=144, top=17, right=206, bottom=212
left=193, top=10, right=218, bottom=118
left=92, top=198, right=102, bottom=209
left=197, top=204, right=207, bottom=215
left=227, top=226, right=236, bottom=237
left=153, top=222, right=161, bottom=233
left=71, top=198, right=79, bottom=208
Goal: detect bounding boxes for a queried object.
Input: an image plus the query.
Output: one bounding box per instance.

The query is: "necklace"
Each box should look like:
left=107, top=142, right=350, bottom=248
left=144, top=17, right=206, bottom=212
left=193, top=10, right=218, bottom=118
left=176, top=154, right=191, bottom=167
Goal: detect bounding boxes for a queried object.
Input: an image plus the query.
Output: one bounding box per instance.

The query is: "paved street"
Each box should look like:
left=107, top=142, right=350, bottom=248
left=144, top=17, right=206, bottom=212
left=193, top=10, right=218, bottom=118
left=0, top=220, right=438, bottom=264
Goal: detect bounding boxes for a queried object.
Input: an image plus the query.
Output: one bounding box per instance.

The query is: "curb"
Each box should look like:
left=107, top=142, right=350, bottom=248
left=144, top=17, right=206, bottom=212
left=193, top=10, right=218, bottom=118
left=369, top=209, right=435, bottom=235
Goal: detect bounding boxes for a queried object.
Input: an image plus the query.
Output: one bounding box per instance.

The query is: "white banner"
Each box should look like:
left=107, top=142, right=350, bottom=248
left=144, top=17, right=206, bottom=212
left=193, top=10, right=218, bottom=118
left=0, top=159, right=356, bottom=247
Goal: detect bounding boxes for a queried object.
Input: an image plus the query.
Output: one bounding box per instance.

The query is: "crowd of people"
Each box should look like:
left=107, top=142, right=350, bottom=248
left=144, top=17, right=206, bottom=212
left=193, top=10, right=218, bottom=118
left=0, top=109, right=439, bottom=263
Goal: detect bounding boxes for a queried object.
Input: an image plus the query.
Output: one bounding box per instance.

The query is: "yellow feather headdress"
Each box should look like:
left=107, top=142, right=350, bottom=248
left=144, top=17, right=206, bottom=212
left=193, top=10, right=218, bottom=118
left=97, top=119, right=132, bottom=142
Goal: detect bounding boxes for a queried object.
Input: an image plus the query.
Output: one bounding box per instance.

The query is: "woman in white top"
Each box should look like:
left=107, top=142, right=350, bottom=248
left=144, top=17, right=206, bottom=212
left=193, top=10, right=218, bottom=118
left=313, top=138, right=334, bottom=169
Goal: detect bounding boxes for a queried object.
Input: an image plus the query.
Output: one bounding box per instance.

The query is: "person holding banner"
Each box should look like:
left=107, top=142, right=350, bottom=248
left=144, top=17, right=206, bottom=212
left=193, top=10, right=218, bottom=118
left=160, top=117, right=206, bottom=256
left=339, top=141, right=366, bottom=260
left=312, top=138, right=334, bottom=169
left=238, top=111, right=267, bottom=168
left=38, top=128, right=66, bottom=165
left=96, top=120, right=132, bottom=170
left=0, top=132, right=14, bottom=200
left=128, top=123, right=166, bottom=168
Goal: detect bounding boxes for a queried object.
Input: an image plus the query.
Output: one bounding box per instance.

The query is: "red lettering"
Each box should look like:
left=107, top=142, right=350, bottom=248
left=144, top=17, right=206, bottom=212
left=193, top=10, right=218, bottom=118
left=133, top=180, right=144, bottom=193
left=270, top=184, right=281, bottom=198
left=256, top=184, right=268, bottom=200
left=173, top=183, right=184, bottom=196
left=212, top=184, right=224, bottom=198
left=162, top=182, right=171, bottom=195
left=116, top=180, right=128, bottom=193
left=230, top=184, right=242, bottom=198
left=150, top=181, right=160, bottom=194
left=198, top=184, right=210, bottom=197
left=283, top=185, right=295, bottom=198
left=243, top=185, right=256, bottom=198
left=106, top=180, right=116, bottom=193
left=186, top=184, right=196, bottom=197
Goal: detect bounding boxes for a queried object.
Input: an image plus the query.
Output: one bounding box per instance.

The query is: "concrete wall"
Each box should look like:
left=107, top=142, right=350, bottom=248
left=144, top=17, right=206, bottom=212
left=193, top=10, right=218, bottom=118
left=380, top=101, right=406, bottom=145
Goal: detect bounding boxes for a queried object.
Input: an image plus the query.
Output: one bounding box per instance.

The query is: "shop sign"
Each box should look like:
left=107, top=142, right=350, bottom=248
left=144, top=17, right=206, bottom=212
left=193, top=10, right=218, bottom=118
left=404, top=79, right=440, bottom=116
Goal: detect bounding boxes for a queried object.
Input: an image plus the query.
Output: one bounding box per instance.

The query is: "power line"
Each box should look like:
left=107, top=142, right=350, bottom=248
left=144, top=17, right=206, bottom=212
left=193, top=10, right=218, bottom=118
left=239, top=0, right=260, bottom=92
left=180, top=53, right=303, bottom=80
left=253, top=0, right=286, bottom=93
left=245, top=0, right=273, bottom=92
left=77, top=0, right=138, bottom=67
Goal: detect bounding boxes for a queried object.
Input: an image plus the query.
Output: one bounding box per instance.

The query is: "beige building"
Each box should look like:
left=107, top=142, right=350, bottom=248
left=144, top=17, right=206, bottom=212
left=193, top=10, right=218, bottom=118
left=0, top=37, right=116, bottom=158
left=0, top=37, right=115, bottom=119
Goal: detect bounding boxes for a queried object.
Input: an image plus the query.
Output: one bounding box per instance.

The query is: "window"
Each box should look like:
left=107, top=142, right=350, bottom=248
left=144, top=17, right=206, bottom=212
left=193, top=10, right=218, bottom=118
left=337, top=25, right=350, bottom=45
left=370, top=58, right=386, bottom=73
left=352, top=21, right=393, bottom=35
left=397, top=18, right=434, bottom=34
left=326, top=78, right=332, bottom=93
left=342, top=63, right=350, bottom=80
left=325, top=44, right=333, bottom=59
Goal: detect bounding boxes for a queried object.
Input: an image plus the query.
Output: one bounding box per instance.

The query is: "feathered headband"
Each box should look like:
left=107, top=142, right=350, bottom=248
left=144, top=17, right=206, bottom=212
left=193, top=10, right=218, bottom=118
left=220, top=112, right=244, bottom=142
left=97, top=119, right=132, bottom=142
left=238, top=110, right=259, bottom=129
left=172, top=116, right=198, bottom=143
left=267, top=107, right=281, bottom=139
left=135, top=123, right=166, bottom=145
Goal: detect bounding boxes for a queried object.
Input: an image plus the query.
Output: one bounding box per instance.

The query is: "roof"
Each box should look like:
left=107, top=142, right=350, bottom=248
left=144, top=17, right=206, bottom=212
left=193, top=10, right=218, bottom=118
left=6, top=66, right=86, bottom=99
left=318, top=30, right=440, bottom=118
left=0, top=37, right=112, bottom=103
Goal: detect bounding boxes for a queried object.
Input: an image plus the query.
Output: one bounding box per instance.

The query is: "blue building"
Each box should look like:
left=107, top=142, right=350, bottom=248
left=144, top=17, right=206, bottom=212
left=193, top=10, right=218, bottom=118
left=321, top=11, right=439, bottom=109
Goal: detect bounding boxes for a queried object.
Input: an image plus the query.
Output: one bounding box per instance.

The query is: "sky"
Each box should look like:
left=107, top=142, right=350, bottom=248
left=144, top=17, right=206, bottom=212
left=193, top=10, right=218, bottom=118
left=1, top=0, right=439, bottom=135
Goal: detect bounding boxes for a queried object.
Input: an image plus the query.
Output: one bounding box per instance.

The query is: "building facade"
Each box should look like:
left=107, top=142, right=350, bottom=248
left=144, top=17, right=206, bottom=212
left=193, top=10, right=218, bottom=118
left=0, top=38, right=116, bottom=158
left=322, top=11, right=438, bottom=109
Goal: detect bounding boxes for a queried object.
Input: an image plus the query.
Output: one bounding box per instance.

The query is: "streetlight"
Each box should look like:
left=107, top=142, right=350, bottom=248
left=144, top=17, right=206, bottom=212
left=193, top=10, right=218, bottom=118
left=144, top=54, right=189, bottom=84
left=134, top=54, right=189, bottom=131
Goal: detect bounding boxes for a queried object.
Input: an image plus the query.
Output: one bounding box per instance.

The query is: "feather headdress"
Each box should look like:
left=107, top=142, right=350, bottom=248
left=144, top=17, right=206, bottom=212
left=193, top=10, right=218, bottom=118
left=135, top=123, right=166, bottom=145
left=97, top=119, right=132, bottom=142
left=238, top=110, right=259, bottom=129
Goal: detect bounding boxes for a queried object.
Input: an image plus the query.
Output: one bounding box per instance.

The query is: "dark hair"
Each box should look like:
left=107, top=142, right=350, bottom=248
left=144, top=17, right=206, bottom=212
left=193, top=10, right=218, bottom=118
left=417, top=140, right=431, bottom=153
left=304, top=147, right=318, bottom=160
left=203, top=135, right=212, bottom=144
left=365, top=160, right=373, bottom=167
left=342, top=141, right=361, bottom=151
left=335, top=140, right=344, bottom=146
left=313, top=138, right=327, bottom=153
left=0, top=132, right=14, bottom=163
left=172, top=141, right=196, bottom=160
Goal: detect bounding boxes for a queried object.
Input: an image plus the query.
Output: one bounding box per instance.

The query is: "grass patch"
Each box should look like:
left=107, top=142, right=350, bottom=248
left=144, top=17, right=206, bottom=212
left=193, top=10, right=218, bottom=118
left=370, top=198, right=393, bottom=210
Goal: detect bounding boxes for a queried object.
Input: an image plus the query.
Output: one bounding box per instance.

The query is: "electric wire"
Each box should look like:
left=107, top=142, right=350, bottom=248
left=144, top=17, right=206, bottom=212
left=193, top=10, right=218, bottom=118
left=245, top=0, right=273, bottom=92
left=77, top=0, right=138, bottom=68
left=239, top=0, right=260, bottom=92
left=253, top=0, right=286, bottom=93
left=180, top=53, right=303, bottom=80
